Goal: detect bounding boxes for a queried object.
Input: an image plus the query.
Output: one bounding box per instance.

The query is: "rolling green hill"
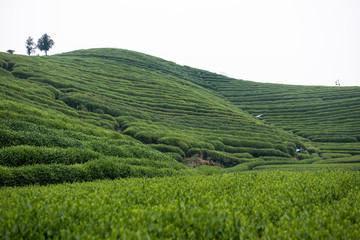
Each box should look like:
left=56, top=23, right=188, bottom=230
left=1, top=48, right=360, bottom=186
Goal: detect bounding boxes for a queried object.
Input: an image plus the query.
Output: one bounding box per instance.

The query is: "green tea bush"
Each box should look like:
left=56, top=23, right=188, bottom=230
left=297, top=152, right=312, bottom=160
left=224, top=146, right=291, bottom=158
left=314, top=155, right=360, bottom=164
left=12, top=69, right=36, bottom=79
left=0, top=156, right=186, bottom=187
left=253, top=149, right=291, bottom=158
left=123, top=126, right=141, bottom=136
left=259, top=156, right=295, bottom=162
left=134, top=131, right=164, bottom=144
left=232, top=152, right=254, bottom=159
left=312, top=137, right=358, bottom=143
left=85, top=141, right=132, bottom=157
left=186, top=148, right=203, bottom=157
left=46, top=164, right=90, bottom=183
left=85, top=159, right=131, bottom=180
left=164, top=152, right=184, bottom=162
left=158, top=137, right=190, bottom=152
left=0, top=127, right=85, bottom=148
left=274, top=143, right=296, bottom=155
left=0, top=68, right=12, bottom=77
left=116, top=157, right=184, bottom=170
left=220, top=137, right=273, bottom=148
left=0, top=128, right=23, bottom=147
left=0, top=166, right=12, bottom=186
left=129, top=165, right=179, bottom=178
left=209, top=140, right=225, bottom=151
left=0, top=59, right=8, bottom=69
left=126, top=145, right=175, bottom=162
left=0, top=163, right=91, bottom=186
left=320, top=152, right=352, bottom=159
left=0, top=145, right=100, bottom=167
left=148, top=144, right=185, bottom=157
left=188, top=141, right=215, bottom=150
left=60, top=92, right=122, bottom=116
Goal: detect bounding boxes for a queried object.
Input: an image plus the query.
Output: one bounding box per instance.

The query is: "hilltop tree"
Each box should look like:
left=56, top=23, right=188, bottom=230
left=37, top=34, right=54, bottom=56
left=6, top=50, right=15, bottom=54
left=25, top=37, right=36, bottom=56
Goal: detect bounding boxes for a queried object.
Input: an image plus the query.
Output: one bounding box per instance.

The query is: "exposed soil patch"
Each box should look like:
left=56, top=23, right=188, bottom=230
left=185, top=157, right=223, bottom=168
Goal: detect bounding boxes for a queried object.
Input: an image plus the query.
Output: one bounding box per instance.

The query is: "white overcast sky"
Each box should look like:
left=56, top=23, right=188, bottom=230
left=1, top=0, right=359, bottom=86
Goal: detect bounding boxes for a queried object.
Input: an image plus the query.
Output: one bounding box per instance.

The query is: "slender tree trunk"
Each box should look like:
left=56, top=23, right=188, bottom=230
left=45, top=50, right=47, bottom=56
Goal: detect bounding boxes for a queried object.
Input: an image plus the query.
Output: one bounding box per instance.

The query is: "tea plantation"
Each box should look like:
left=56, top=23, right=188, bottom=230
left=0, top=49, right=359, bottom=238
left=1, top=171, right=359, bottom=239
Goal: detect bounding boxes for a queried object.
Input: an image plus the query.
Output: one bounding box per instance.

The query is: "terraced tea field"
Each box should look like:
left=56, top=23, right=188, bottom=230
left=1, top=49, right=360, bottom=185
left=183, top=69, right=360, bottom=166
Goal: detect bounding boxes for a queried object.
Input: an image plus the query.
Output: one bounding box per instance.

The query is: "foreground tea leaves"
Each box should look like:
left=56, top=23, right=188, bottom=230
left=1, top=170, right=359, bottom=239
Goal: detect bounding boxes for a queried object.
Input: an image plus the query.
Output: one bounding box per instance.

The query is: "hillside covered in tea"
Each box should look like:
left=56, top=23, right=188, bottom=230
left=1, top=48, right=359, bottom=186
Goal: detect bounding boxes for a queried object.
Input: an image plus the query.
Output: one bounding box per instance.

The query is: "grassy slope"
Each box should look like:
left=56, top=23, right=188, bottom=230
left=1, top=48, right=360, bottom=185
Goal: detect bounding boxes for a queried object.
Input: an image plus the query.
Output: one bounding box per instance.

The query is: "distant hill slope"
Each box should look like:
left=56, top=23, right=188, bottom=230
left=1, top=48, right=359, bottom=185
left=182, top=69, right=360, bottom=156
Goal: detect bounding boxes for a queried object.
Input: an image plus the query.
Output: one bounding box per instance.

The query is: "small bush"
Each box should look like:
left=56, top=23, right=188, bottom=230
left=128, top=165, right=179, bottom=178
left=224, top=146, right=291, bottom=158
left=158, top=137, right=189, bottom=152
left=0, top=166, right=12, bottom=186
left=85, top=159, right=132, bottom=180
left=164, top=152, right=183, bottom=163
left=220, top=138, right=273, bottom=148
left=210, top=140, right=225, bottom=151
left=0, top=125, right=85, bottom=149
left=134, top=131, right=161, bottom=144
left=148, top=144, right=185, bottom=157
left=0, top=163, right=90, bottom=186
left=86, top=141, right=132, bottom=157
left=0, top=145, right=100, bottom=167
left=186, top=148, right=202, bottom=157
left=122, top=126, right=141, bottom=136
left=10, top=166, right=38, bottom=186
left=314, top=155, right=360, bottom=164
left=320, top=153, right=352, bottom=159
left=48, top=164, right=89, bottom=183
left=232, top=153, right=254, bottom=159
left=312, top=137, right=358, bottom=143
left=297, top=153, right=311, bottom=160
left=275, top=144, right=290, bottom=154
left=188, top=141, right=215, bottom=150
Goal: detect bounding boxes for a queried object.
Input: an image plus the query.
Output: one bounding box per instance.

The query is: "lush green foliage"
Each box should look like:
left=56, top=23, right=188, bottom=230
left=1, top=48, right=359, bottom=239
left=1, top=171, right=359, bottom=239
